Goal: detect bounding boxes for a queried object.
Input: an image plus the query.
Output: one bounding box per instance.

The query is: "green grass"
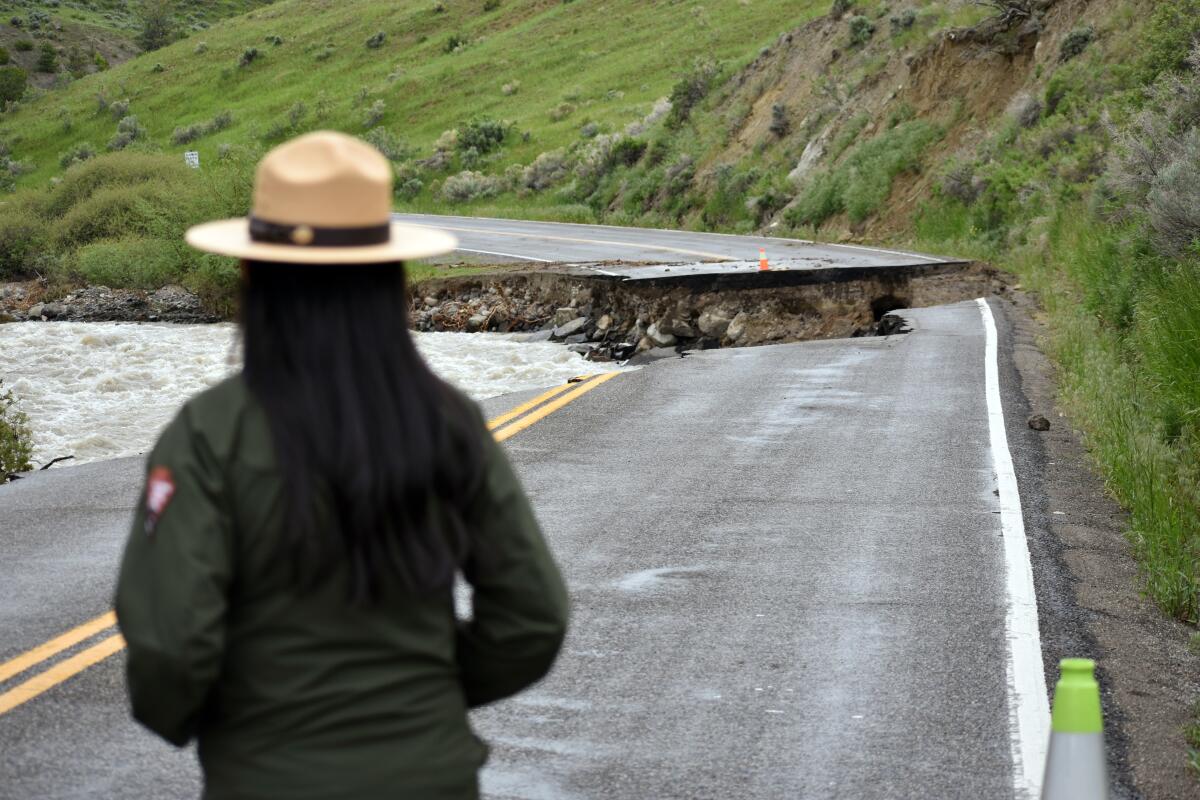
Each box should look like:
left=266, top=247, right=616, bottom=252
left=0, top=0, right=823, bottom=188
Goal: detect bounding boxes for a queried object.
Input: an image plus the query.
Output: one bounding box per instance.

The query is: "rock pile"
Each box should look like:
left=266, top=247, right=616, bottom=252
left=0, top=282, right=219, bottom=324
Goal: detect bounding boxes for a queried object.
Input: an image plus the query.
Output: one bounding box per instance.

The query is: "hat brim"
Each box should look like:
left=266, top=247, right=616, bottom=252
left=185, top=219, right=458, bottom=264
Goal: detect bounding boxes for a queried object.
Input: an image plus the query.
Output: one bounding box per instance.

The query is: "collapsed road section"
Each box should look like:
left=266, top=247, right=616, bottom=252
left=410, top=259, right=1006, bottom=360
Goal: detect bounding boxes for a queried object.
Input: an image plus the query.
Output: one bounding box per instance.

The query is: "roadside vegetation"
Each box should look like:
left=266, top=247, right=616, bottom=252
left=0, top=378, right=33, bottom=481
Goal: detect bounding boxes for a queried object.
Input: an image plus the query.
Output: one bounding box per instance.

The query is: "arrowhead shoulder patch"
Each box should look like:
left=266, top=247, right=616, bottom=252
left=144, top=466, right=176, bottom=538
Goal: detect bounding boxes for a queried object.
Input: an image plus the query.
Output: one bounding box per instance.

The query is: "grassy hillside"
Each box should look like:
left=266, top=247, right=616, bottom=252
left=0, top=1, right=276, bottom=87
left=0, top=0, right=823, bottom=186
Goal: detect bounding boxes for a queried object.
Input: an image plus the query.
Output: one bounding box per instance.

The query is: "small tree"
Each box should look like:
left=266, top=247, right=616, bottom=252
left=0, top=67, right=26, bottom=107
left=36, top=42, right=58, bottom=73
left=136, top=0, right=176, bottom=52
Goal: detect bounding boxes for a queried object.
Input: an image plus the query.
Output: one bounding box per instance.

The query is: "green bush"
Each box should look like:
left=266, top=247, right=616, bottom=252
left=73, top=236, right=183, bottom=288
left=43, top=153, right=189, bottom=218
left=59, top=141, right=96, bottom=169
left=0, top=66, right=26, bottom=106
left=609, top=137, right=647, bottom=168
left=55, top=182, right=179, bottom=248
left=13, top=40, right=34, bottom=53
left=363, top=126, right=413, bottom=161
left=0, top=380, right=33, bottom=481
left=108, top=115, right=147, bottom=151
left=366, top=31, right=386, bottom=49
left=1138, top=0, right=1200, bottom=81
left=848, top=15, right=875, bottom=47
left=0, top=47, right=9, bottom=65
left=790, top=119, right=941, bottom=226
left=36, top=42, right=58, bottom=73
left=0, top=202, right=48, bottom=278
left=458, top=117, right=508, bottom=155
left=1059, top=26, right=1095, bottom=63
left=665, top=60, right=720, bottom=129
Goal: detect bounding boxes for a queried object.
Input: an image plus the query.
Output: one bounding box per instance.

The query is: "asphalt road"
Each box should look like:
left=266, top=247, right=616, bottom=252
left=0, top=299, right=1042, bottom=798
left=395, top=213, right=961, bottom=278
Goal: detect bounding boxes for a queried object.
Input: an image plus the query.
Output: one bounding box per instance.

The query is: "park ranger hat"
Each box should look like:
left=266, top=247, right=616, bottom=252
left=185, top=131, right=456, bottom=264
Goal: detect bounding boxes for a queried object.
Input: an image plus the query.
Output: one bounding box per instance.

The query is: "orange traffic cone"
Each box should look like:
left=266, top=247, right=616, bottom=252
left=759, top=248, right=769, bottom=272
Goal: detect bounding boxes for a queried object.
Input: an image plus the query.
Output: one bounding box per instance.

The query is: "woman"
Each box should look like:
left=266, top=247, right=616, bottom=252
left=115, top=132, right=569, bottom=800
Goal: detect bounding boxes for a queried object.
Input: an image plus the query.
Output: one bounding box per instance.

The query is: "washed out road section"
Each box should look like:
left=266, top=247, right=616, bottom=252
left=396, top=213, right=959, bottom=274
left=1, top=301, right=1024, bottom=798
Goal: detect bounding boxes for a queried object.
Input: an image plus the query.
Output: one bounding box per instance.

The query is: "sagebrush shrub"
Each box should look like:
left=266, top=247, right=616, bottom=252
left=440, top=170, right=502, bottom=202
left=458, top=118, right=508, bottom=154
left=239, top=47, right=259, bottom=67
left=110, top=98, right=130, bottom=120
left=848, top=15, right=875, bottom=46
left=364, top=126, right=413, bottom=161
left=362, top=99, right=386, bottom=129
left=366, top=31, right=386, bottom=49
left=1110, top=44, right=1200, bottom=255
left=666, top=60, right=719, bottom=129
left=59, top=141, right=96, bottom=168
left=770, top=103, right=791, bottom=137
left=830, top=0, right=852, bottom=20
left=889, top=9, right=916, bottom=33
left=1059, top=26, right=1095, bottom=63
left=522, top=151, right=568, bottom=191
left=395, top=177, right=423, bottom=200
left=108, top=115, right=146, bottom=151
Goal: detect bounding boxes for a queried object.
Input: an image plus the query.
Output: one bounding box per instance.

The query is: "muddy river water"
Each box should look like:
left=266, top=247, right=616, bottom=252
left=0, top=322, right=619, bottom=466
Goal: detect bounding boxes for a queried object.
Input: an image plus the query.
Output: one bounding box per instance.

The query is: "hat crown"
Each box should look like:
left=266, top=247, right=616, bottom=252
left=253, top=131, right=393, bottom=228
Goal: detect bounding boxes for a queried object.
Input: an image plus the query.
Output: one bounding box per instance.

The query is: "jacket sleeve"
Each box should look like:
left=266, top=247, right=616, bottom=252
left=114, top=405, right=233, bottom=746
left=456, top=426, right=569, bottom=707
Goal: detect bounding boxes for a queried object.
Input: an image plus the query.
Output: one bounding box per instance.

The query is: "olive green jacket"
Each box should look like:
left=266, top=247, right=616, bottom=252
left=114, top=376, right=569, bottom=800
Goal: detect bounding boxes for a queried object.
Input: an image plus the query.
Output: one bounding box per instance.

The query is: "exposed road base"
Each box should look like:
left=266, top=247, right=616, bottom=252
left=411, top=259, right=1006, bottom=359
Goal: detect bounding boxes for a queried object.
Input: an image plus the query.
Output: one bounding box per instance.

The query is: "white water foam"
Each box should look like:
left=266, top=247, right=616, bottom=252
left=0, top=322, right=619, bottom=466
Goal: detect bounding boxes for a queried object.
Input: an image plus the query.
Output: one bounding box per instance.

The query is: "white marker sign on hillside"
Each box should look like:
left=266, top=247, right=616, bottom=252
left=184, top=151, right=200, bottom=169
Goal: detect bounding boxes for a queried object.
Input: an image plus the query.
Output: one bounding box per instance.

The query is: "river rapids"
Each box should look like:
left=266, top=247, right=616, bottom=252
left=0, top=322, right=620, bottom=467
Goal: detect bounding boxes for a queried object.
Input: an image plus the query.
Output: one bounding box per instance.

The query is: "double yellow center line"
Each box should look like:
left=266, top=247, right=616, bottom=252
left=0, top=370, right=621, bottom=717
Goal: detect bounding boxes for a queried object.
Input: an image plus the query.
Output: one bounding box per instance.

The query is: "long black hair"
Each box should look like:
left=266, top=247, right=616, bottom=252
left=241, top=260, right=485, bottom=603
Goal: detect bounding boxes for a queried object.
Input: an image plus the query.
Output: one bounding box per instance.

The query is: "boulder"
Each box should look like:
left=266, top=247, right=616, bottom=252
left=646, top=322, right=677, bottom=347
left=726, top=312, right=749, bottom=343
left=1028, top=414, right=1051, bottom=432
left=554, top=307, right=577, bottom=326
left=553, top=316, right=588, bottom=339
left=596, top=314, right=613, bottom=332
left=698, top=309, right=732, bottom=338
left=660, top=317, right=696, bottom=338
left=26, top=303, right=45, bottom=320
left=466, top=314, right=487, bottom=332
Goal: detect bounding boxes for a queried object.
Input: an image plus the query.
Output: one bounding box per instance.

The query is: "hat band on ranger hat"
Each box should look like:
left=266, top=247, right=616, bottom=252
left=248, top=216, right=392, bottom=248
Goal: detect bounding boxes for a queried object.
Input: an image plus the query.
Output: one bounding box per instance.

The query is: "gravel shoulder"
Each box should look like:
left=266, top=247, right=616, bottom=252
left=995, top=291, right=1200, bottom=800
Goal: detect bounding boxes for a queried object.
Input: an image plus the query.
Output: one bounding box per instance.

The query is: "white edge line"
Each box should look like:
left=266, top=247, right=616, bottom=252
left=454, top=247, right=553, bottom=264
left=396, top=213, right=948, bottom=263
left=977, top=297, right=1050, bottom=800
